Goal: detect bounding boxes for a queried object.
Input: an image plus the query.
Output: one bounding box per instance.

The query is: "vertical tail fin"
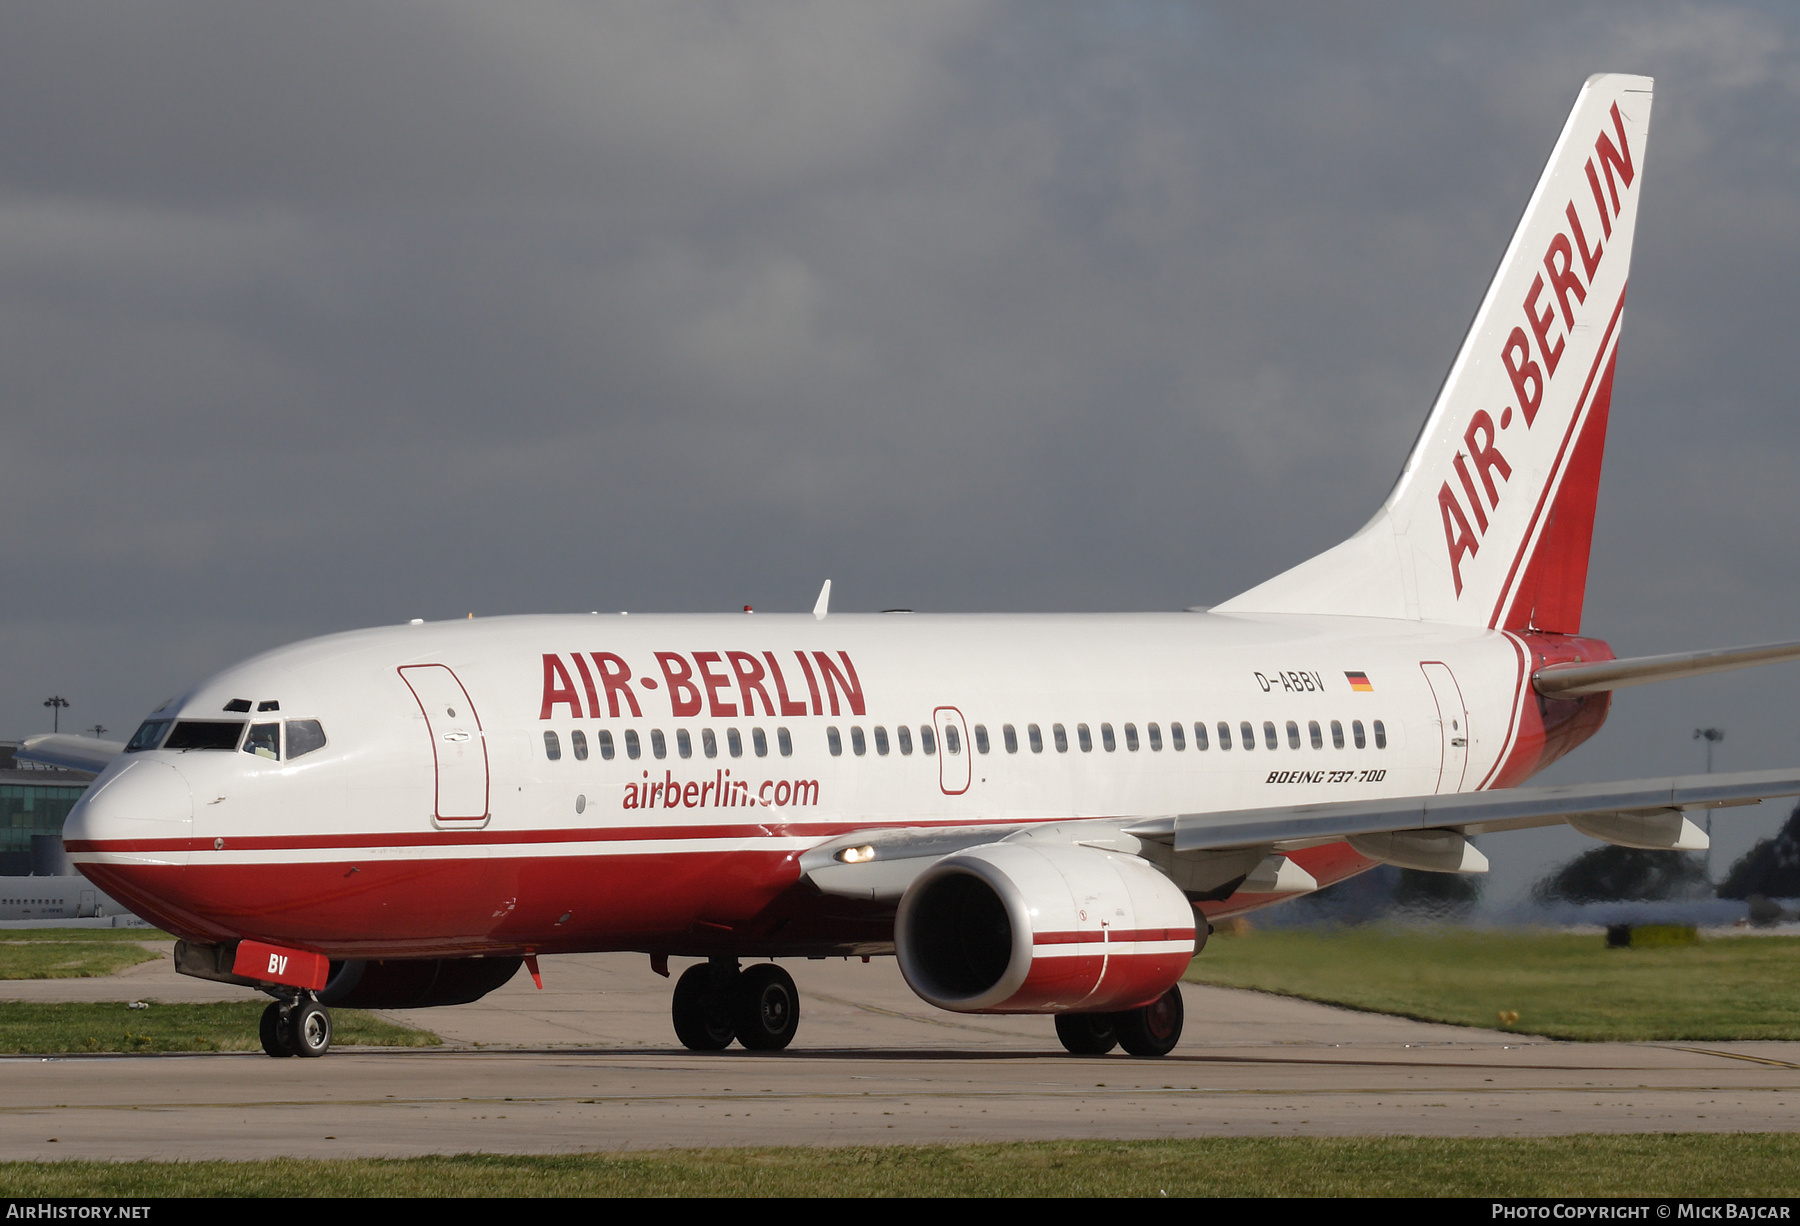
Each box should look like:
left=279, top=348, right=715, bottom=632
left=1217, top=74, right=1653, bottom=632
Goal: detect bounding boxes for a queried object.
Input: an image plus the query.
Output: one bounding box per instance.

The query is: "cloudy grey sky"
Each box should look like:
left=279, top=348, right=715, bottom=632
left=5, top=2, right=1800, bottom=897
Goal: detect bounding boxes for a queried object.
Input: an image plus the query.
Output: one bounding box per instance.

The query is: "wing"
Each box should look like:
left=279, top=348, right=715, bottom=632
left=1124, top=767, right=1800, bottom=849
left=801, top=767, right=1800, bottom=901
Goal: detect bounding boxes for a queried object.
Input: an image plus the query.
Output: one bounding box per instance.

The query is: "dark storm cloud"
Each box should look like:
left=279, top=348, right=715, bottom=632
left=5, top=3, right=1800, bottom=891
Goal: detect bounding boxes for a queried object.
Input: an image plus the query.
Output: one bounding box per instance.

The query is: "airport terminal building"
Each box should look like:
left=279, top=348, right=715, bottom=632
left=0, top=741, right=93, bottom=876
left=0, top=741, right=132, bottom=922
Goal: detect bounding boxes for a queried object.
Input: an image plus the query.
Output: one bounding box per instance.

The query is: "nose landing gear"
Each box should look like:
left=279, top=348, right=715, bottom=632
left=670, top=958, right=800, bottom=1052
left=259, top=995, right=333, bottom=1058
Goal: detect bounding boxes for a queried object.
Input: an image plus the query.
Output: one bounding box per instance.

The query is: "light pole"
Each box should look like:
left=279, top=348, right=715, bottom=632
left=1695, top=727, right=1724, bottom=881
left=86, top=725, right=107, bottom=739
left=42, top=696, right=68, bottom=734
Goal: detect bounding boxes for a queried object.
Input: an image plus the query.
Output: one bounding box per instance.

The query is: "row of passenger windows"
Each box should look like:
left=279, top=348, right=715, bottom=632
left=546, top=724, right=944, bottom=763
left=825, top=719, right=1387, bottom=756
left=543, top=717, right=1387, bottom=761
left=545, top=726, right=795, bottom=762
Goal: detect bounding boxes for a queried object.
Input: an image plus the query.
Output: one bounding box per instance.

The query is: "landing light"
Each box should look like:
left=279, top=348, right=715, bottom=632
left=837, top=845, right=876, bottom=864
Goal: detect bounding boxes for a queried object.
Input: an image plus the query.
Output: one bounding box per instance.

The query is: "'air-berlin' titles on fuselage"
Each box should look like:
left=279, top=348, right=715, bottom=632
left=1438, top=102, right=1638, bottom=598
left=538, top=650, right=867, bottom=721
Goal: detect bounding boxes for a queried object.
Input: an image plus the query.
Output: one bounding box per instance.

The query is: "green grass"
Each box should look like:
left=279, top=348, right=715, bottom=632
left=1186, top=927, right=1800, bottom=1041
left=0, top=927, right=173, bottom=980
left=0, top=927, right=170, bottom=942
left=0, top=1001, right=439, bottom=1053
left=1, top=1135, right=1797, bottom=1197
left=0, top=941, right=160, bottom=980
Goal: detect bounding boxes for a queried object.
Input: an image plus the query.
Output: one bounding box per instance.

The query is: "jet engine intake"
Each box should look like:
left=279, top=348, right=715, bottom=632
left=894, top=842, right=1196, bottom=1014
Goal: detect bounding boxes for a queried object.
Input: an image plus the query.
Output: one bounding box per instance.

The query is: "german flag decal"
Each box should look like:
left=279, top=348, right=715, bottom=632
left=1345, top=671, right=1374, bottom=692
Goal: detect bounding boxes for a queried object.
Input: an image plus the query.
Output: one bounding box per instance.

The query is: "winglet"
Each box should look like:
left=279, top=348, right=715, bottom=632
left=813, top=579, right=831, bottom=620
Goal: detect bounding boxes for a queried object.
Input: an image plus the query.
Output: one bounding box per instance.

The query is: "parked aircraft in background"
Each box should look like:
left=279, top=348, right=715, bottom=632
left=32, top=74, right=1800, bottom=1059
left=0, top=875, right=127, bottom=924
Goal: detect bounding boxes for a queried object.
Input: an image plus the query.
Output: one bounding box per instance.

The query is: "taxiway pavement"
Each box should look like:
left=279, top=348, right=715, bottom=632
left=2, top=948, right=1797, bottom=1160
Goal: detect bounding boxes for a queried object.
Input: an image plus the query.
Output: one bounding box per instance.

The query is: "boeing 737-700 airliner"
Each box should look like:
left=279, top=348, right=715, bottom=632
left=27, top=74, right=1800, bottom=1059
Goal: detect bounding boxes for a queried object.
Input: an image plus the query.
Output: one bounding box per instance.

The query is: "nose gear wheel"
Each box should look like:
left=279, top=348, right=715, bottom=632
left=259, top=997, right=334, bottom=1058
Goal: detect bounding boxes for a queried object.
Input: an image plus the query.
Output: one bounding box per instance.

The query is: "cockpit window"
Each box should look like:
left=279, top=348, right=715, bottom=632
left=286, top=720, right=327, bottom=760
left=243, top=723, right=280, bottom=761
left=124, top=719, right=174, bottom=753
left=164, top=721, right=246, bottom=751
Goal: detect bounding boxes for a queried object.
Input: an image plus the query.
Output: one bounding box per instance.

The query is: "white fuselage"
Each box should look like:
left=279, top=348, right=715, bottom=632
left=63, top=610, right=1582, bottom=957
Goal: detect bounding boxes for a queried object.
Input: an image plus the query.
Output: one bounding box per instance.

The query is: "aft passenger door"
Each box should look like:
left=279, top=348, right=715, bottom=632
left=1419, top=661, right=1469, bottom=794
left=398, top=664, right=491, bottom=825
left=934, top=706, right=971, bottom=796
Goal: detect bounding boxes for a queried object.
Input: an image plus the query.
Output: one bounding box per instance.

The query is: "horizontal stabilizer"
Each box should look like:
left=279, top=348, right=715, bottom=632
left=16, top=734, right=125, bottom=774
left=1534, top=638, right=1800, bottom=696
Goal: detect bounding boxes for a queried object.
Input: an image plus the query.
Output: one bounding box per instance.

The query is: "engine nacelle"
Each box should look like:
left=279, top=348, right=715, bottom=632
left=320, top=957, right=523, bottom=1009
left=895, top=842, right=1197, bottom=1014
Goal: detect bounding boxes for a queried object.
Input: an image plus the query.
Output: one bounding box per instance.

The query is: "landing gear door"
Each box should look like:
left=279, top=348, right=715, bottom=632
left=398, top=664, right=491, bottom=826
left=1419, top=661, right=1469, bottom=794
left=933, top=706, right=971, bottom=796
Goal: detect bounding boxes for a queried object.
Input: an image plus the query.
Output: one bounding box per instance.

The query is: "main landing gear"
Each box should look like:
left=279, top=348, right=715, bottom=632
left=671, top=958, right=800, bottom=1052
left=1054, top=986, right=1185, bottom=1058
left=259, top=994, right=333, bottom=1058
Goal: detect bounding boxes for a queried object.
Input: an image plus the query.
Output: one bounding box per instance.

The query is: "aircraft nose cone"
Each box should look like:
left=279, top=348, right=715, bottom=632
left=63, top=759, right=194, bottom=851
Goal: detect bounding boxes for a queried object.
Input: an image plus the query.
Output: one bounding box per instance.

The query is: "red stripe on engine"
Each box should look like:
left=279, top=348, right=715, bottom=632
left=1032, top=927, right=1194, bottom=946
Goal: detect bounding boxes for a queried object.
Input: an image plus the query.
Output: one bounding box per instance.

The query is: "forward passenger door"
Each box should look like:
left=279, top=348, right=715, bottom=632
left=398, top=664, right=491, bottom=825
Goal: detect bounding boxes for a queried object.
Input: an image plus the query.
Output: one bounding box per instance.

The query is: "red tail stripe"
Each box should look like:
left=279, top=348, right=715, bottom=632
left=1473, top=632, right=1532, bottom=790
left=1486, top=287, right=1627, bottom=630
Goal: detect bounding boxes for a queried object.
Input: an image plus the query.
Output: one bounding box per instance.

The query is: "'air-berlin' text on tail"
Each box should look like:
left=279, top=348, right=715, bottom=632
left=1218, top=73, right=1653, bottom=634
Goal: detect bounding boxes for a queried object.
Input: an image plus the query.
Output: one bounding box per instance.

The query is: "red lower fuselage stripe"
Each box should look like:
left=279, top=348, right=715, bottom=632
left=64, top=814, right=1064, bottom=856
left=78, top=850, right=807, bottom=955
